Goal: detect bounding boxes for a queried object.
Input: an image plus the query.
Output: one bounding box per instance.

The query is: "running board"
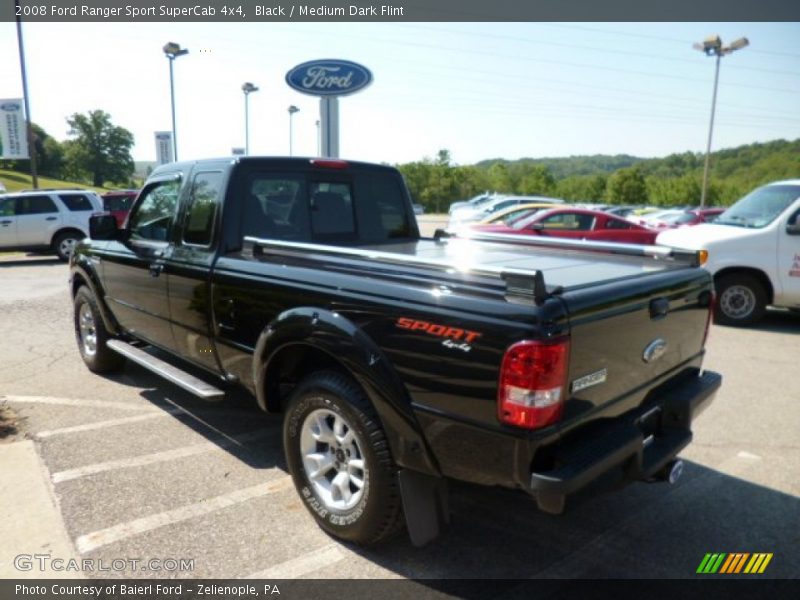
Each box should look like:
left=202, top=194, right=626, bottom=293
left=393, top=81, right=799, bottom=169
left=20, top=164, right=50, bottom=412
left=107, top=340, right=225, bottom=400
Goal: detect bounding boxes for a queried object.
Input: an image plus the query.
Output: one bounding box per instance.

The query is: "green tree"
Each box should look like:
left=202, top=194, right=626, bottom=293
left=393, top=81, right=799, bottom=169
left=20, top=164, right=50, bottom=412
left=63, top=110, right=134, bottom=187
left=556, top=174, right=607, bottom=202
left=517, top=165, right=555, bottom=196
left=606, top=166, right=648, bottom=205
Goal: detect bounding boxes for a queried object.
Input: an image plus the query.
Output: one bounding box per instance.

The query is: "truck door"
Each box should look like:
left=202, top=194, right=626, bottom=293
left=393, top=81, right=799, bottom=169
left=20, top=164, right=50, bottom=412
left=100, top=176, right=181, bottom=351
left=777, top=203, right=800, bottom=306
left=0, top=196, right=16, bottom=248
left=166, top=168, right=226, bottom=372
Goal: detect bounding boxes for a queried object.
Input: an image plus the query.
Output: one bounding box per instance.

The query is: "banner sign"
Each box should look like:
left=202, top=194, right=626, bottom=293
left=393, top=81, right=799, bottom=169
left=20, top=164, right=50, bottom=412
left=154, top=131, right=173, bottom=165
left=0, top=99, right=29, bottom=159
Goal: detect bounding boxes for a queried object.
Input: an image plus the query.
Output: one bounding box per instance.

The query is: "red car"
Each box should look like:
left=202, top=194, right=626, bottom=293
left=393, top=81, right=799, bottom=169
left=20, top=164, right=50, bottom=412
left=471, top=207, right=660, bottom=244
left=649, top=207, right=725, bottom=229
left=101, top=190, right=139, bottom=227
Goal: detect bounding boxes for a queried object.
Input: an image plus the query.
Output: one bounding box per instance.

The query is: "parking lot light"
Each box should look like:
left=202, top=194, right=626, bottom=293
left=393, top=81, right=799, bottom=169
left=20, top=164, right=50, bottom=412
left=694, top=35, right=749, bottom=208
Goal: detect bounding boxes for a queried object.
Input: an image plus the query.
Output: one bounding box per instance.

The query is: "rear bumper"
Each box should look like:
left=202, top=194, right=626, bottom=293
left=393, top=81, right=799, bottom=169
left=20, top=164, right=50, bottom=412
left=529, top=370, right=721, bottom=513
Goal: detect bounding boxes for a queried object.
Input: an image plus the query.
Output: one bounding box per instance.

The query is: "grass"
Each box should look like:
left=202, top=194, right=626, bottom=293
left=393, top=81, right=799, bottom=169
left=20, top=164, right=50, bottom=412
left=0, top=169, right=108, bottom=194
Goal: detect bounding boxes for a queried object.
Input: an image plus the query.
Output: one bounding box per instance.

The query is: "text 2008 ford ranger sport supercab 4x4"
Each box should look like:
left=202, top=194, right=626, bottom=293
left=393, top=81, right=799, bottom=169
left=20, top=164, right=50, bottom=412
left=69, top=157, right=721, bottom=546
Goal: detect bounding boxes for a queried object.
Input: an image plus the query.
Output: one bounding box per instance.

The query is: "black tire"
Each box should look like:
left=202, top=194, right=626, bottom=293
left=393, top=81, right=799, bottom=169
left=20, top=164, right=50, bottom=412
left=73, top=286, right=125, bottom=372
left=283, top=370, right=403, bottom=545
left=53, top=230, right=83, bottom=261
left=714, top=273, right=767, bottom=327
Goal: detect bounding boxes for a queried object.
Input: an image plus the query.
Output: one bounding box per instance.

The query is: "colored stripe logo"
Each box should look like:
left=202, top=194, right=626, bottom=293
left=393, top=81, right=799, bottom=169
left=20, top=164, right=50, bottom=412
left=696, top=553, right=773, bottom=574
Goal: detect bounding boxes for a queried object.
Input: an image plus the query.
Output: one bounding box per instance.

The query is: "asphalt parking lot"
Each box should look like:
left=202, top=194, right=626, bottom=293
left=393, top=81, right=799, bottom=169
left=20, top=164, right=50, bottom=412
left=0, top=252, right=798, bottom=581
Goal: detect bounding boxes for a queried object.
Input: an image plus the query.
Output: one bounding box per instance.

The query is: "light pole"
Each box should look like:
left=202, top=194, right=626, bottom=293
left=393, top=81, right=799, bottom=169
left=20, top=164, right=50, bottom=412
left=163, top=41, right=188, bottom=161
left=693, top=35, right=749, bottom=207
left=315, top=119, right=320, bottom=156
left=242, top=82, right=259, bottom=155
left=288, top=105, right=299, bottom=156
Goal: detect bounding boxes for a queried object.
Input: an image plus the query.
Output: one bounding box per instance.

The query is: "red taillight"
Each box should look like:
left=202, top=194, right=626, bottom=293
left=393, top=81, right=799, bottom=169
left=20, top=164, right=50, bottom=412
left=310, top=159, right=349, bottom=169
left=498, top=338, right=570, bottom=430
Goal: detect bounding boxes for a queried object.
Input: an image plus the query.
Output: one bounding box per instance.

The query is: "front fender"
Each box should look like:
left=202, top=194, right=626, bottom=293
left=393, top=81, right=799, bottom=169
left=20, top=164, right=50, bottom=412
left=254, top=307, right=441, bottom=476
left=70, top=254, right=121, bottom=336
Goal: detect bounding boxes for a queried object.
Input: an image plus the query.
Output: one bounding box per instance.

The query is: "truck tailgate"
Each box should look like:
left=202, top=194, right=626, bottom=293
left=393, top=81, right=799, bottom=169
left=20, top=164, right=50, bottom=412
left=558, top=267, right=713, bottom=429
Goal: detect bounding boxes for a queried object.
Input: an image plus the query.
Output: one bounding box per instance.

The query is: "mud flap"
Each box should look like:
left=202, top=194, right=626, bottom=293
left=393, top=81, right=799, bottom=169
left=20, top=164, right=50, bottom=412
left=398, top=469, right=450, bottom=546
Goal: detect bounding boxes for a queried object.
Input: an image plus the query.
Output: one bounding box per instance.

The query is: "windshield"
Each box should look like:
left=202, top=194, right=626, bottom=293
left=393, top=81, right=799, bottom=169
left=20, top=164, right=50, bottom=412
left=715, top=184, right=800, bottom=228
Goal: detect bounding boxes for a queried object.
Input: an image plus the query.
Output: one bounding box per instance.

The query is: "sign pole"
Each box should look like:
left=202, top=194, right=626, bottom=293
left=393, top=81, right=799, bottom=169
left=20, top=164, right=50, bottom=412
left=320, top=97, right=339, bottom=158
left=15, top=1, right=38, bottom=188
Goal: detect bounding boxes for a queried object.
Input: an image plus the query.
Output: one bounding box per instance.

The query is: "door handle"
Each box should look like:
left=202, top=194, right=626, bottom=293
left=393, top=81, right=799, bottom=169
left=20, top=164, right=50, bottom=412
left=149, top=262, right=164, bottom=277
left=46, top=216, right=58, bottom=221
left=0, top=220, right=11, bottom=226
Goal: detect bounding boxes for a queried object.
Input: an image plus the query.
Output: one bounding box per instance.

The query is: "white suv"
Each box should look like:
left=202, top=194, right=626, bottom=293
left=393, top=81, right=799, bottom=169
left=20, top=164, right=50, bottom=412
left=0, top=189, right=104, bottom=260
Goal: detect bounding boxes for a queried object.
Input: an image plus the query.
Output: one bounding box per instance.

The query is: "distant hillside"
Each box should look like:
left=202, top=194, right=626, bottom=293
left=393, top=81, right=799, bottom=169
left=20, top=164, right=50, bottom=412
left=0, top=169, right=107, bottom=194
left=476, top=154, right=641, bottom=179
left=476, top=139, right=800, bottom=185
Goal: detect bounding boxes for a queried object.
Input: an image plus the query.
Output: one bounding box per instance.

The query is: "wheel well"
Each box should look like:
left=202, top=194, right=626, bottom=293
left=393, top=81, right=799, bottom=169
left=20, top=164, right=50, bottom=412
left=262, top=344, right=350, bottom=413
left=71, top=273, right=88, bottom=298
left=714, top=267, right=774, bottom=305
left=51, top=227, right=86, bottom=248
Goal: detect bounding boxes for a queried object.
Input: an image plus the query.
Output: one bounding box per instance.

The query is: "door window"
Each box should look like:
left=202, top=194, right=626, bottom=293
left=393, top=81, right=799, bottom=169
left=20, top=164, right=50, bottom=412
left=17, top=195, right=58, bottom=215
left=539, top=212, right=594, bottom=231
left=0, top=197, right=14, bottom=217
left=128, top=180, right=180, bottom=242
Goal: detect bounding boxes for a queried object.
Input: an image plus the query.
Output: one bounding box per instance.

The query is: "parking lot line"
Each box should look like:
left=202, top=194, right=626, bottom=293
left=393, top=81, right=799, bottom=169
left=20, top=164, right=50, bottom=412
left=244, top=544, right=345, bottom=579
left=51, top=429, right=275, bottom=483
left=2, top=395, right=159, bottom=412
left=75, top=476, right=294, bottom=554
left=36, top=409, right=182, bottom=438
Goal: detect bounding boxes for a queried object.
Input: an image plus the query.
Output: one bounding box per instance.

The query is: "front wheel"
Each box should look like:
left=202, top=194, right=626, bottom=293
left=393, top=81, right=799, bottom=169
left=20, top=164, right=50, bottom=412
left=283, top=371, right=403, bottom=545
left=73, top=286, right=125, bottom=372
left=715, top=273, right=767, bottom=327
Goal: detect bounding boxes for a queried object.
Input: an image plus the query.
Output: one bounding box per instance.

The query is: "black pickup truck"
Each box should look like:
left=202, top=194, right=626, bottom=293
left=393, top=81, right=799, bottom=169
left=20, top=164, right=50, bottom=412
left=69, top=157, right=721, bottom=546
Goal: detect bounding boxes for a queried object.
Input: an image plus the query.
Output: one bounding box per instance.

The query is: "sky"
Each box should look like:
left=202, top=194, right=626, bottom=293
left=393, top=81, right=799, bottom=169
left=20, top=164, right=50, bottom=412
left=1, top=21, right=799, bottom=165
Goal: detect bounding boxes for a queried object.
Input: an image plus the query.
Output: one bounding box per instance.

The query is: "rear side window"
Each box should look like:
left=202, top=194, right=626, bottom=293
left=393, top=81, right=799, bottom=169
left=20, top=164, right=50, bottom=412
left=605, top=217, right=632, bottom=230
left=355, top=174, right=413, bottom=243
left=183, top=171, right=223, bottom=246
left=17, top=195, right=58, bottom=215
left=59, top=194, right=94, bottom=211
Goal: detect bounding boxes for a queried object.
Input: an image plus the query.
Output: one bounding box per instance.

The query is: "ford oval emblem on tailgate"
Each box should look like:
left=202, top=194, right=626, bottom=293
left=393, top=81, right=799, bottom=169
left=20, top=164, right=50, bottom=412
left=643, top=338, right=667, bottom=363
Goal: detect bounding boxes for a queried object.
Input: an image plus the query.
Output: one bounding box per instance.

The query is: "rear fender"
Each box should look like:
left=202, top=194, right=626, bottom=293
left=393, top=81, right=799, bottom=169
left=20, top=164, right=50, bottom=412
left=254, top=307, right=441, bottom=477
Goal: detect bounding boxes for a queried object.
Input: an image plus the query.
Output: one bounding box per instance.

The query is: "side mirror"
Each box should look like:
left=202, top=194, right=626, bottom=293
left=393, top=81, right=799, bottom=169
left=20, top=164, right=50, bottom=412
left=787, top=215, right=800, bottom=236
left=89, top=214, right=121, bottom=240
left=529, top=222, right=544, bottom=231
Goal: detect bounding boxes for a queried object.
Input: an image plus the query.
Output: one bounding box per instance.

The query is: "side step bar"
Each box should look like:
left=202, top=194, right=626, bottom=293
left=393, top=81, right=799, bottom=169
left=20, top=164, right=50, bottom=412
left=107, top=340, right=225, bottom=400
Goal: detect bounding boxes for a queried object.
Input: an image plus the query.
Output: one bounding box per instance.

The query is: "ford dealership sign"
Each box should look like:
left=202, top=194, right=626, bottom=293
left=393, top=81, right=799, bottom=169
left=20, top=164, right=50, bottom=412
left=286, top=60, right=372, bottom=97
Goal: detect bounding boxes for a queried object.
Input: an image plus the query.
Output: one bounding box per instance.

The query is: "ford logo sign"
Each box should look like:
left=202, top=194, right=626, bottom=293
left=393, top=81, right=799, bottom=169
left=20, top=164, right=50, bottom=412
left=0, top=102, right=21, bottom=112
left=642, top=338, right=667, bottom=363
left=286, top=59, right=372, bottom=97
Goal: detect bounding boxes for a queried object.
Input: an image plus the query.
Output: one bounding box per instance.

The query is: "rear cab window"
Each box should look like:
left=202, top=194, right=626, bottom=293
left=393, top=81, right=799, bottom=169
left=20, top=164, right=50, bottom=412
left=236, top=163, right=414, bottom=248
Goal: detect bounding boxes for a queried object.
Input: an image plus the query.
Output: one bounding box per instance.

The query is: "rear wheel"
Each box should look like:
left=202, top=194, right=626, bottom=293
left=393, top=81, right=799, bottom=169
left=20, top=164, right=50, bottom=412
left=715, top=273, right=767, bottom=327
left=73, top=286, right=125, bottom=372
left=53, top=230, right=82, bottom=261
left=283, top=370, right=403, bottom=545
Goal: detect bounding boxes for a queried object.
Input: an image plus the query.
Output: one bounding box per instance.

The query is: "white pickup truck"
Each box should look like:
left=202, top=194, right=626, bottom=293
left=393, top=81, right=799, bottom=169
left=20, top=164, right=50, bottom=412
left=657, top=180, right=800, bottom=326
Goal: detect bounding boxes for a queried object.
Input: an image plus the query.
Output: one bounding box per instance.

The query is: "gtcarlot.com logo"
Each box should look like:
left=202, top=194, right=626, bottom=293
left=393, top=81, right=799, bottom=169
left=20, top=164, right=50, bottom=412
left=696, top=552, right=773, bottom=574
